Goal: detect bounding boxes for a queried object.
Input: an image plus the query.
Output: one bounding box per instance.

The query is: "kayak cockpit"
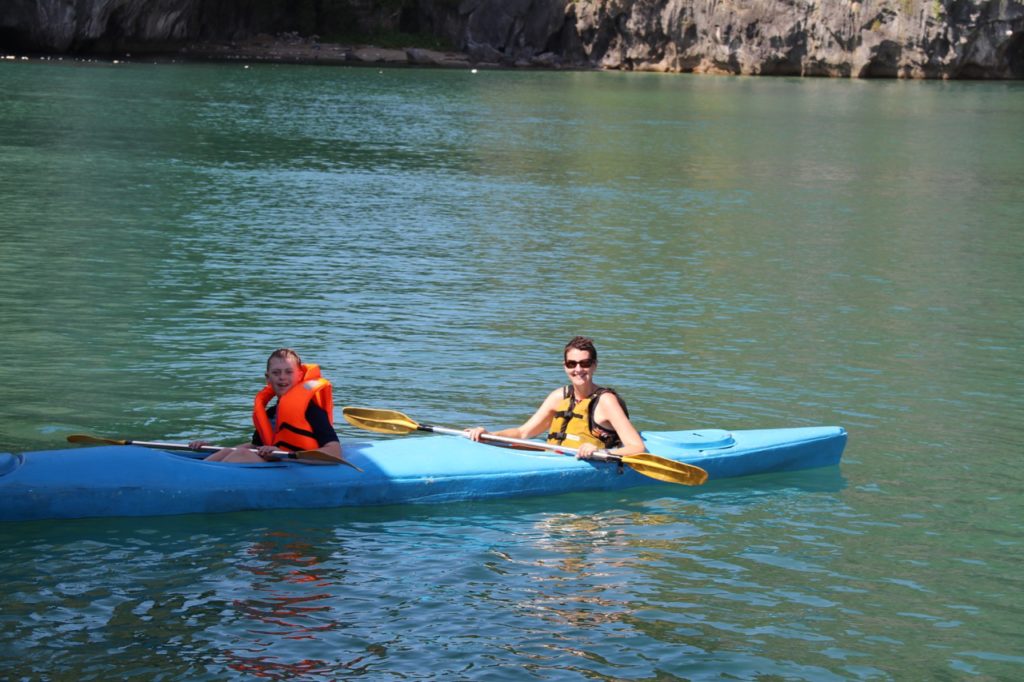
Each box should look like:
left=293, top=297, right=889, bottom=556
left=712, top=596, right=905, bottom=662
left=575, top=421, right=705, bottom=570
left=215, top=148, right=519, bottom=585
left=0, top=453, right=22, bottom=477
left=642, top=429, right=736, bottom=451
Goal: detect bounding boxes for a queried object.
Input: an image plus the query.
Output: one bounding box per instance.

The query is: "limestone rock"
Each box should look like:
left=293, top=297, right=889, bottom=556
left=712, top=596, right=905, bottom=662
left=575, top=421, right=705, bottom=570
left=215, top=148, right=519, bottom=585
left=0, top=0, right=1020, bottom=78
left=406, top=47, right=471, bottom=67
left=350, top=46, right=408, bottom=64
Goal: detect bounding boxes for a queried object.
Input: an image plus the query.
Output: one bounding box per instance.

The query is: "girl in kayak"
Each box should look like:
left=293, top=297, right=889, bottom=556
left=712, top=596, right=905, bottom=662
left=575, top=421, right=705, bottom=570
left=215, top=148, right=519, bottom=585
left=466, top=336, right=646, bottom=460
left=190, top=348, right=342, bottom=463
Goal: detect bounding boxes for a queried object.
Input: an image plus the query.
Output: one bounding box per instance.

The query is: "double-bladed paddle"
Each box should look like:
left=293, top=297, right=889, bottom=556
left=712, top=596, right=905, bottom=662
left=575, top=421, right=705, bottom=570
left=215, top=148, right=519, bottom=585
left=341, top=406, right=708, bottom=486
left=66, top=434, right=360, bottom=469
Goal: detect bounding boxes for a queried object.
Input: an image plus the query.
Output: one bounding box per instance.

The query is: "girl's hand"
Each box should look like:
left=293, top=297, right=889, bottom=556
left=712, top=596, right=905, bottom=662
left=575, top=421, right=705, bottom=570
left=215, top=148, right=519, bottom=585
left=255, top=445, right=279, bottom=459
left=188, top=440, right=209, bottom=450
left=575, top=443, right=599, bottom=460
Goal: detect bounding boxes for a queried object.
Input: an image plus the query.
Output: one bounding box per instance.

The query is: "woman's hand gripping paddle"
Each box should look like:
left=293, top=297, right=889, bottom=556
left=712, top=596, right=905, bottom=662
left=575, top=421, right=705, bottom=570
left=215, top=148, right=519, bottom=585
left=341, top=406, right=707, bottom=486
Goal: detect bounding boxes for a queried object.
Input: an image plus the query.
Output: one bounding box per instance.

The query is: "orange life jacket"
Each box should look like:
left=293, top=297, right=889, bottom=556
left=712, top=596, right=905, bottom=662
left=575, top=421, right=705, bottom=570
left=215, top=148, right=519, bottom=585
left=252, top=364, right=334, bottom=452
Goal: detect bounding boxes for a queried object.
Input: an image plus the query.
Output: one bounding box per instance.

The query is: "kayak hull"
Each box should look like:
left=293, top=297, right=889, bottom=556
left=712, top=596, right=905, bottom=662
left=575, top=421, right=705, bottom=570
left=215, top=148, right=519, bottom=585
left=0, top=426, right=846, bottom=521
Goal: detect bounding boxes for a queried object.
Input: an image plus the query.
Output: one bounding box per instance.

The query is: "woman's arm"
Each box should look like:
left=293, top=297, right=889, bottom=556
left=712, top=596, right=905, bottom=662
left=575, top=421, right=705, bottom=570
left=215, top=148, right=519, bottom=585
left=590, top=394, right=646, bottom=457
left=467, top=387, right=563, bottom=441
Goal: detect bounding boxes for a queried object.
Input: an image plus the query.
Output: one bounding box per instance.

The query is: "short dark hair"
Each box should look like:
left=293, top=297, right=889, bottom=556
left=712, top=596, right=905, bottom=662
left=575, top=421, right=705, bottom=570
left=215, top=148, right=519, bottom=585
left=563, top=336, right=597, bottom=364
left=267, top=347, right=302, bottom=370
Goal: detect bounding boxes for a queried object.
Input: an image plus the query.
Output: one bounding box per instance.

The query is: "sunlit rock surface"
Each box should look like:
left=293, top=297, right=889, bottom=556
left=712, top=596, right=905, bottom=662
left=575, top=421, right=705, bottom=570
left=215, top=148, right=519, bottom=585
left=1, top=0, right=1021, bottom=78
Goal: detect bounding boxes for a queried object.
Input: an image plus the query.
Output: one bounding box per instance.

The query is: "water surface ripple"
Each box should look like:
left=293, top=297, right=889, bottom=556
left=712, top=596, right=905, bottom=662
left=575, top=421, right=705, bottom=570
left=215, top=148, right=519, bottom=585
left=1, top=62, right=1022, bottom=680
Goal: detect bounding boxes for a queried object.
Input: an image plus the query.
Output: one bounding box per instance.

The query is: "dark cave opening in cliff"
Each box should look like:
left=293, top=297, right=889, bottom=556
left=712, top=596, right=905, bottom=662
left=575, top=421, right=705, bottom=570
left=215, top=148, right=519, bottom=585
left=398, top=6, right=419, bottom=34
left=1005, top=33, right=1024, bottom=79
left=960, top=31, right=1024, bottom=79
left=0, top=27, right=33, bottom=53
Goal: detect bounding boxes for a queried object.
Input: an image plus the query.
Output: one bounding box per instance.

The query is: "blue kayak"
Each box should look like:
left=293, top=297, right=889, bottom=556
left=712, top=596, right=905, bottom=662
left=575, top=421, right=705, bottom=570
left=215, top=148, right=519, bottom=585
left=0, top=426, right=846, bottom=522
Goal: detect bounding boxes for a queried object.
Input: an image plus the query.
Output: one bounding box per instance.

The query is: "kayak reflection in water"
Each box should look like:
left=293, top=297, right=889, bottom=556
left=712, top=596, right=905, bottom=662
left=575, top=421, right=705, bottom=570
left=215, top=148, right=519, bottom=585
left=466, top=336, right=646, bottom=460
left=190, top=348, right=342, bottom=463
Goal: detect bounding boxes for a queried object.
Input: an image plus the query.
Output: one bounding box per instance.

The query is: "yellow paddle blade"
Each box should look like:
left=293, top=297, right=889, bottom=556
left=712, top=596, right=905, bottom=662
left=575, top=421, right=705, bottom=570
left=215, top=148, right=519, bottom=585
left=67, top=434, right=128, bottom=446
left=621, top=453, right=709, bottom=486
left=342, top=406, right=420, bottom=435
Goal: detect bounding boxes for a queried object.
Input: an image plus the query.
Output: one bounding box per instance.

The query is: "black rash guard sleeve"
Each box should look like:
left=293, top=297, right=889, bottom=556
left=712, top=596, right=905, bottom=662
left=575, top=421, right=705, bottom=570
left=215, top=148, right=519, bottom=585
left=251, top=403, right=339, bottom=447
left=304, top=402, right=340, bottom=447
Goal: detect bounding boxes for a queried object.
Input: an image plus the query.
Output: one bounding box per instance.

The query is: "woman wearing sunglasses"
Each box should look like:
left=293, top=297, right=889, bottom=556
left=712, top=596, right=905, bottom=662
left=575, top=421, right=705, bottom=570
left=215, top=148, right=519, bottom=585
left=466, top=336, right=646, bottom=460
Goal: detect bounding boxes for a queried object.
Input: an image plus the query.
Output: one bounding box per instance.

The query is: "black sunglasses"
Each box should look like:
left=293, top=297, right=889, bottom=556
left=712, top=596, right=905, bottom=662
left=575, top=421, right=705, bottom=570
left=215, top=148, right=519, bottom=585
left=564, top=358, right=594, bottom=369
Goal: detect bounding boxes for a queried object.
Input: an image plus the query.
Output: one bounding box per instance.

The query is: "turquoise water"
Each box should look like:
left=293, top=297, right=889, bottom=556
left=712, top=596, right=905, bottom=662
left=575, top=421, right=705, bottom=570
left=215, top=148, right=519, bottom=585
left=1, top=61, right=1022, bottom=679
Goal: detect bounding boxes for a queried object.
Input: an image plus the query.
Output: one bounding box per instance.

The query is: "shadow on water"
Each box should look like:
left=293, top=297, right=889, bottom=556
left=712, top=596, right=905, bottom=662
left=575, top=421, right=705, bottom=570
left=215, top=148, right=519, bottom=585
left=0, top=463, right=922, bottom=682
left=697, top=464, right=847, bottom=495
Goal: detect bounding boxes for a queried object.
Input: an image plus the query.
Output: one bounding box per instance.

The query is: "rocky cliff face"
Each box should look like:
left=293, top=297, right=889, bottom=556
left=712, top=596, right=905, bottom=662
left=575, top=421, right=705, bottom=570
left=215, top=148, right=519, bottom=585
left=564, top=0, right=1024, bottom=78
left=451, top=0, right=1023, bottom=78
left=1, top=0, right=1021, bottom=78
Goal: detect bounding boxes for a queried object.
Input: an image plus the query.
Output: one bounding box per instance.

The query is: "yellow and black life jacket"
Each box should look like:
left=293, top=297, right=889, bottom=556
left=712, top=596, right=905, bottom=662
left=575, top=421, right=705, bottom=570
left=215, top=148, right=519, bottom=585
left=252, top=364, right=334, bottom=452
left=547, top=385, right=628, bottom=449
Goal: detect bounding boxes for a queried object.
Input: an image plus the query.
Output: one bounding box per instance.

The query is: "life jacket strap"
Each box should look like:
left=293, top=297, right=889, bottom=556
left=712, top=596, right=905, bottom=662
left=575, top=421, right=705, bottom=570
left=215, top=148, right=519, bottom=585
left=278, top=422, right=317, bottom=439
left=547, top=386, right=576, bottom=444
